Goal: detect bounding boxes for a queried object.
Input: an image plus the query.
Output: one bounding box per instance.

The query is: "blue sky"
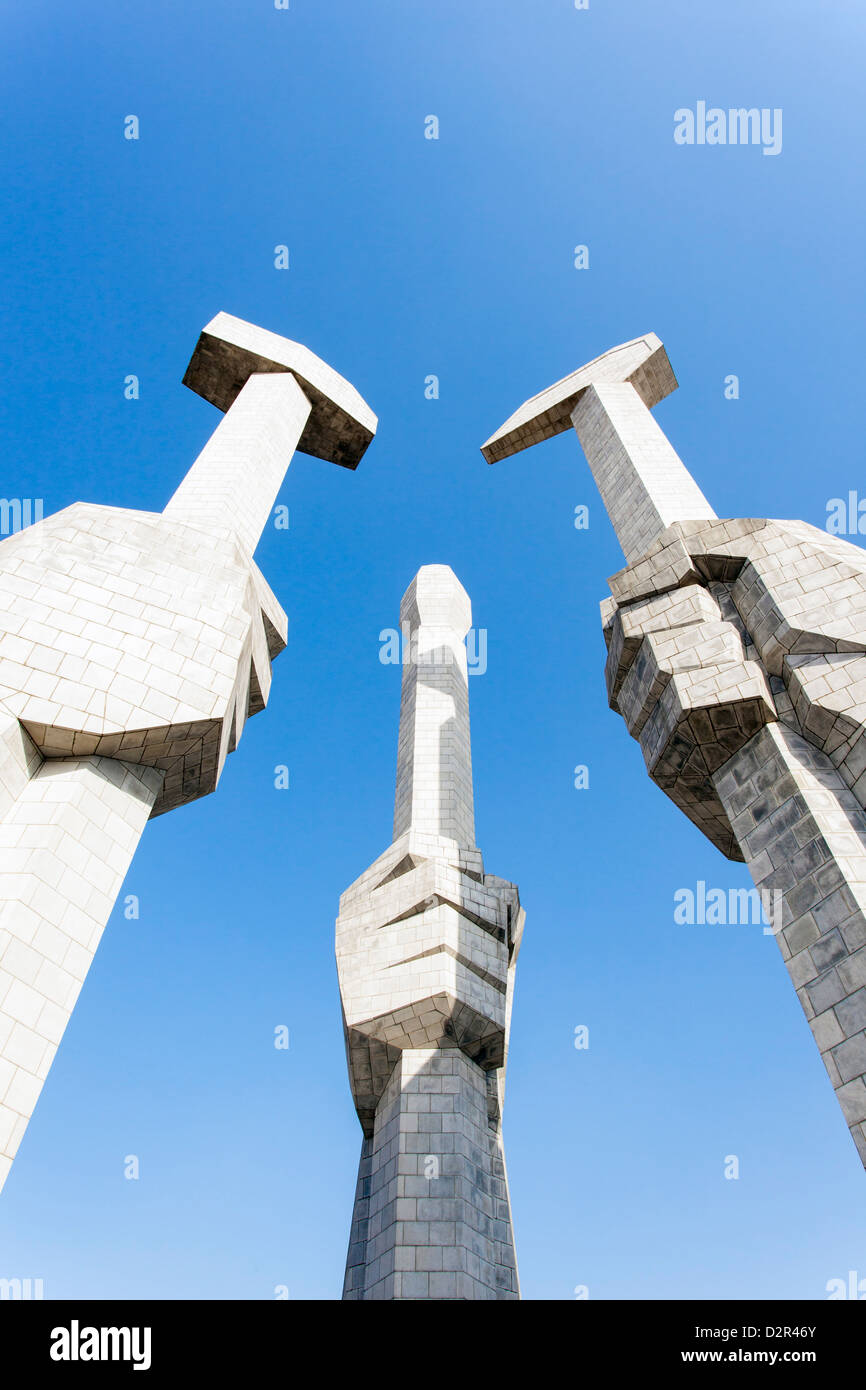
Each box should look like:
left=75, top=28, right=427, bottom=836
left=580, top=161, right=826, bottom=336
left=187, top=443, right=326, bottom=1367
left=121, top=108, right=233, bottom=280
left=1, top=0, right=865, bottom=1299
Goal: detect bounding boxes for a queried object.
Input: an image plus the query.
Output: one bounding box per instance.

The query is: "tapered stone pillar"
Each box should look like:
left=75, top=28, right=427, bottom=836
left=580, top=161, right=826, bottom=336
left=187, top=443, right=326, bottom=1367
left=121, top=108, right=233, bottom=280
left=336, top=565, right=524, bottom=1299
left=0, top=312, right=376, bottom=1193
left=483, top=334, right=866, bottom=1169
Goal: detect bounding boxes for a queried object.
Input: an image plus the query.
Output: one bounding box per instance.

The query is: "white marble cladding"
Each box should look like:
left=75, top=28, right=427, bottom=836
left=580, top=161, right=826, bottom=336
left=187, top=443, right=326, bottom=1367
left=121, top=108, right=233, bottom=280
left=480, top=331, right=715, bottom=566
left=0, top=314, right=377, bottom=1198
left=479, top=332, right=677, bottom=465
left=0, top=501, right=286, bottom=818
left=165, top=373, right=312, bottom=560
left=571, top=381, right=716, bottom=564
left=182, top=311, right=377, bottom=470
left=483, top=333, right=866, bottom=1171
left=393, top=565, right=475, bottom=847
left=603, top=517, right=866, bottom=1167
left=336, top=566, right=524, bottom=1298
left=342, top=1051, right=519, bottom=1300
left=714, top=723, right=866, bottom=1167
left=337, top=828, right=517, bottom=1071
left=0, top=727, right=161, bottom=1192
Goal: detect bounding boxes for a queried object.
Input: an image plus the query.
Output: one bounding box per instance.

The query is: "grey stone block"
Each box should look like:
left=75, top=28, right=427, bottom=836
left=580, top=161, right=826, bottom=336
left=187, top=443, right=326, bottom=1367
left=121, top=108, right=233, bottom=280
left=832, top=1032, right=866, bottom=1085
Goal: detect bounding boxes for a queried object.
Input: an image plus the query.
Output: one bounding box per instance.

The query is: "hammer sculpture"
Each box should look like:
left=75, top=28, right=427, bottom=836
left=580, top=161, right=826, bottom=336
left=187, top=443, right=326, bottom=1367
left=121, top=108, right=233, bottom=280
left=483, top=333, right=866, bottom=1169
left=0, top=313, right=376, bottom=1193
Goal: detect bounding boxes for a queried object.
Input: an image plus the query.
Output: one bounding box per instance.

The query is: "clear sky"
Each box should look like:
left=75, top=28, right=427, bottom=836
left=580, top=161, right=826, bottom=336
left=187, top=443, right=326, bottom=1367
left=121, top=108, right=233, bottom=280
left=1, top=0, right=864, bottom=1300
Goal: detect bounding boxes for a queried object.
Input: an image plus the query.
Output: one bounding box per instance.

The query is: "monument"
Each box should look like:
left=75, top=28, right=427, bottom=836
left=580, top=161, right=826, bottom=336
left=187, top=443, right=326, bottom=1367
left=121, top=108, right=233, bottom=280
left=336, top=564, right=524, bottom=1298
left=0, top=312, right=376, bottom=1194
left=483, top=333, right=866, bottom=1169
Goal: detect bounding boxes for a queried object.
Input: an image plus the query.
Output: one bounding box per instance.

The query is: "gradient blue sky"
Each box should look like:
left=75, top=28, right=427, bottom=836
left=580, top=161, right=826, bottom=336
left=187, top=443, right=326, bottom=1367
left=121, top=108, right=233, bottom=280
left=1, top=0, right=864, bottom=1300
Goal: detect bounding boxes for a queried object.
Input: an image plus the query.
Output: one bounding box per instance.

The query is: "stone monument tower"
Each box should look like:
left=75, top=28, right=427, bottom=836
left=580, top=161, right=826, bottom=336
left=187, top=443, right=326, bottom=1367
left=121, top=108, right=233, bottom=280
left=483, top=333, right=866, bottom=1169
left=0, top=313, right=376, bottom=1194
left=336, top=564, right=524, bottom=1298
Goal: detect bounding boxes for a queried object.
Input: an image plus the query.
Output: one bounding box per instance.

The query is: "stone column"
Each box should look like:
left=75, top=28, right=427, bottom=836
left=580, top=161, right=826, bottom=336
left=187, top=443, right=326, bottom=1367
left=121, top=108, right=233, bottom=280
left=0, top=745, right=161, bottom=1189
left=713, top=723, right=866, bottom=1163
left=343, top=1051, right=517, bottom=1300
left=392, top=565, right=475, bottom=849
left=571, top=381, right=716, bottom=563
left=481, top=333, right=866, bottom=1169
left=0, top=312, right=377, bottom=1195
left=599, top=517, right=866, bottom=1170
left=336, top=565, right=524, bottom=1298
left=163, top=372, right=313, bottom=558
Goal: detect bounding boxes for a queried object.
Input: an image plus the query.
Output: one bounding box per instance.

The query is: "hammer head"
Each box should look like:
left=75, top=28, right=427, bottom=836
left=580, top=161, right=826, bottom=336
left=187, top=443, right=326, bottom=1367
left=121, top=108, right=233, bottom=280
left=183, top=311, right=377, bottom=470
left=480, top=332, right=676, bottom=464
